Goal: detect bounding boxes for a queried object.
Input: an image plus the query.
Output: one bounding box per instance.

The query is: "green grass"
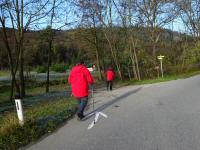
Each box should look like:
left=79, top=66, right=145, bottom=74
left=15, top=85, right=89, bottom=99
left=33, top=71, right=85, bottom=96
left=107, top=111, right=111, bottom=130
left=0, top=83, right=70, bottom=114
left=0, top=98, right=77, bottom=150
left=0, top=71, right=10, bottom=77
left=176, top=70, right=200, bottom=78
left=26, top=83, right=69, bottom=96
left=0, top=79, right=69, bottom=102
left=0, top=90, right=10, bottom=103
left=119, top=70, right=200, bottom=86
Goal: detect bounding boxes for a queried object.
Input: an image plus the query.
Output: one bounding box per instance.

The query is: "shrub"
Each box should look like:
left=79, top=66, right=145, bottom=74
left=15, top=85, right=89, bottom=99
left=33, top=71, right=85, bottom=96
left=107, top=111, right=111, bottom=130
left=35, top=66, right=46, bottom=73
left=50, top=64, right=67, bottom=73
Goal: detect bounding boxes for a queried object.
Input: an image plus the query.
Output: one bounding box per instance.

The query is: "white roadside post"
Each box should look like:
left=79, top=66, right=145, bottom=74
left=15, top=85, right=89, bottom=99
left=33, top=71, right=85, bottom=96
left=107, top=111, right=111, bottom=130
left=157, top=55, right=165, bottom=78
left=15, top=96, right=24, bottom=125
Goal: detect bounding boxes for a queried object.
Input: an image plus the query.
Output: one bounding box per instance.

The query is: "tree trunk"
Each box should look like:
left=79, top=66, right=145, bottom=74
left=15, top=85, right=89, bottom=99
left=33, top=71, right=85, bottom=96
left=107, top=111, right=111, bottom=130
left=153, top=42, right=156, bottom=60
left=46, top=40, right=52, bottom=93
left=103, top=31, right=123, bottom=80
left=46, top=0, right=56, bottom=93
left=19, top=0, right=25, bottom=97
left=0, top=18, right=20, bottom=100
left=19, top=47, right=25, bottom=97
left=133, top=46, right=141, bottom=80
left=93, top=30, right=103, bottom=80
left=127, top=66, right=131, bottom=81
left=129, top=45, right=138, bottom=80
left=10, top=72, right=20, bottom=101
left=95, top=48, right=103, bottom=80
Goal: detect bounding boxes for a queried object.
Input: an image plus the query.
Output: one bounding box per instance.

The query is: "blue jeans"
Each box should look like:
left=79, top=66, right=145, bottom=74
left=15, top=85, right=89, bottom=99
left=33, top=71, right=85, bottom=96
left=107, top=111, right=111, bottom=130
left=76, top=97, right=88, bottom=115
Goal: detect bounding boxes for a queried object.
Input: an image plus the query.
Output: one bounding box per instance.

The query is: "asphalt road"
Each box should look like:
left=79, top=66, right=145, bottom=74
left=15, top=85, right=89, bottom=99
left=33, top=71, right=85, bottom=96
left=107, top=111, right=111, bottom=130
left=25, top=75, right=200, bottom=150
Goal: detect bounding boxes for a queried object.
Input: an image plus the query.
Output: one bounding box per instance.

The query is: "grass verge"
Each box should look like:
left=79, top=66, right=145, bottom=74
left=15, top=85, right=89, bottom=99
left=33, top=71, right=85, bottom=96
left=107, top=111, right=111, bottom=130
left=0, top=97, right=77, bottom=150
left=115, top=70, right=200, bottom=86
left=134, top=71, right=200, bottom=85
left=0, top=79, right=70, bottom=112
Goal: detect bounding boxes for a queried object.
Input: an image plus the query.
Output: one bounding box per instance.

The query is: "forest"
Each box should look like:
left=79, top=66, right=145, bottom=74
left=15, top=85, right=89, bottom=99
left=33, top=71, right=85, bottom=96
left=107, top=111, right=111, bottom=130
left=0, top=0, right=200, bottom=100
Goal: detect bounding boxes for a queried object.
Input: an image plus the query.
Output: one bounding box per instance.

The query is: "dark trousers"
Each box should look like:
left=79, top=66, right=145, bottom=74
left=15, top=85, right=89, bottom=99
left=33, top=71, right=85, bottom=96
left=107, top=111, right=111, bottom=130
left=76, top=97, right=88, bottom=115
left=107, top=81, right=113, bottom=91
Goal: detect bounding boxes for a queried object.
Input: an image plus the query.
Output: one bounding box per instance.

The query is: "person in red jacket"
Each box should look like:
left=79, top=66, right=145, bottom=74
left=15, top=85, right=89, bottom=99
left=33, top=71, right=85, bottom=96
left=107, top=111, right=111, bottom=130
left=68, top=61, right=94, bottom=120
left=106, top=66, right=115, bottom=91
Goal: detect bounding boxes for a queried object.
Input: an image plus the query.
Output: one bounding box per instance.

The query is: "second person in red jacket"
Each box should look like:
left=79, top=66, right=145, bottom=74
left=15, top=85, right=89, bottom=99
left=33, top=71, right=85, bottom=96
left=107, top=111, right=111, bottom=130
left=68, top=61, right=94, bottom=120
left=106, top=66, right=115, bottom=91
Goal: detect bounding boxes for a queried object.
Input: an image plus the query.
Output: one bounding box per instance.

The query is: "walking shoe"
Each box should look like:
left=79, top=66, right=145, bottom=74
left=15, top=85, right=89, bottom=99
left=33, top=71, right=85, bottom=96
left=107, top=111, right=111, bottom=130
left=77, top=113, right=85, bottom=120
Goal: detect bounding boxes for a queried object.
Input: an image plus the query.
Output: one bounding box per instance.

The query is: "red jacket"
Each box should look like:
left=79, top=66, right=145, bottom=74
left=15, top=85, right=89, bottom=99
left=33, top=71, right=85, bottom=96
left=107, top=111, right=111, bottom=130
left=106, top=69, right=115, bottom=81
left=68, top=64, right=94, bottom=98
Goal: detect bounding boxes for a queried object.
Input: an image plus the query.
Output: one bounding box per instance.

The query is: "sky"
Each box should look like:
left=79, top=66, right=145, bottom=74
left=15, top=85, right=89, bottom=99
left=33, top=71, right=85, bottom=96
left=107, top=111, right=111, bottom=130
left=0, top=0, right=187, bottom=33
left=165, top=18, right=187, bottom=33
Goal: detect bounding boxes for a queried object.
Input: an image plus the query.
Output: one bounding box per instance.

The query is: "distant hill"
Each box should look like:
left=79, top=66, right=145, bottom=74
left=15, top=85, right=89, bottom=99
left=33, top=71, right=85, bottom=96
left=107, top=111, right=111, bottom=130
left=0, top=26, right=192, bottom=45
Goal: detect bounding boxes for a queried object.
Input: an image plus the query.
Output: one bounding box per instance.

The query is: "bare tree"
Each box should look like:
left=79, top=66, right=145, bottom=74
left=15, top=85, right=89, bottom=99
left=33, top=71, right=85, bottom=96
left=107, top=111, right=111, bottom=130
left=93, top=0, right=123, bottom=80
left=113, top=0, right=141, bottom=80
left=46, top=0, right=56, bottom=93
left=175, top=0, right=200, bottom=70
left=0, top=0, right=50, bottom=98
left=74, top=0, right=123, bottom=80
left=177, top=0, right=200, bottom=37
left=45, top=0, right=74, bottom=92
left=136, top=0, right=179, bottom=60
left=0, top=2, right=20, bottom=100
left=74, top=0, right=103, bottom=80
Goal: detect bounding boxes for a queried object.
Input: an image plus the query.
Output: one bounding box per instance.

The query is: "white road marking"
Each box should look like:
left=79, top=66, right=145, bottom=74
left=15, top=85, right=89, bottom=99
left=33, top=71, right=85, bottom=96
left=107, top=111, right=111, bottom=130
left=88, top=112, right=108, bottom=130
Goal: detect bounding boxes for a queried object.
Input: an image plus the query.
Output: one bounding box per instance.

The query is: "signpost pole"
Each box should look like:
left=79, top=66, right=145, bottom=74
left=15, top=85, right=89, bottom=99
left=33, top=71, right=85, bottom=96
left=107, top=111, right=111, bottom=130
left=160, top=59, right=163, bottom=78
left=157, top=55, right=165, bottom=78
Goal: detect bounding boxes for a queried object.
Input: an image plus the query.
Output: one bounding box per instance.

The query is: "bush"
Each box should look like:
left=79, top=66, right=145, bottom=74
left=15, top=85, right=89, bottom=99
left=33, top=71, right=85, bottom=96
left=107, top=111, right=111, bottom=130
left=35, top=66, right=46, bottom=73
left=0, top=98, right=77, bottom=150
left=50, top=64, right=67, bottom=73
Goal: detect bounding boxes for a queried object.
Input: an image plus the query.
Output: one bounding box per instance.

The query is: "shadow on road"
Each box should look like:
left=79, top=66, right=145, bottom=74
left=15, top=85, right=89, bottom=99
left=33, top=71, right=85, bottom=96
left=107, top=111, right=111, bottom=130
left=83, top=87, right=142, bottom=121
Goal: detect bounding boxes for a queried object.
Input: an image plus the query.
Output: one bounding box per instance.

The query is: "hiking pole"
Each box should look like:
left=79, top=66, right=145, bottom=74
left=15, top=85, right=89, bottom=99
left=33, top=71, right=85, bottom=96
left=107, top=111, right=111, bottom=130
left=91, top=85, right=97, bottom=124
left=91, top=85, right=94, bottom=112
left=88, top=85, right=108, bottom=130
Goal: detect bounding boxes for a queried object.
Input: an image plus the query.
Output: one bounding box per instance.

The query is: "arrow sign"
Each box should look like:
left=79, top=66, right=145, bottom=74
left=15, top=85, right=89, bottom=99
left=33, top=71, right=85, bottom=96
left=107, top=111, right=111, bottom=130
left=157, top=55, right=164, bottom=60
left=88, top=112, right=108, bottom=130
